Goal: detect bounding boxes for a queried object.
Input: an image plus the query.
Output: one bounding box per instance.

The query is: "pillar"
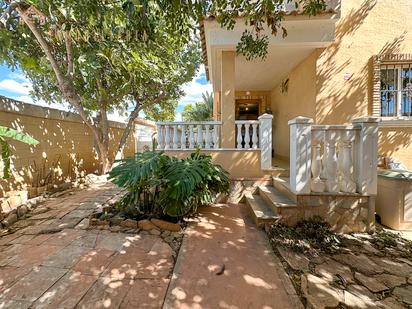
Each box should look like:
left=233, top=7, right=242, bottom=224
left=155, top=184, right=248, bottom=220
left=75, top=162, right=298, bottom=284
left=221, top=51, right=236, bottom=148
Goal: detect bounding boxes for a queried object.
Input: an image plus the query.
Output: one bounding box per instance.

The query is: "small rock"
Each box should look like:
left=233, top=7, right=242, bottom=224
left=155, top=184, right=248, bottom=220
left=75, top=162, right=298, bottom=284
left=149, top=229, right=161, bottom=236
left=354, top=272, right=388, bottom=293
left=374, top=274, right=406, bottom=289
left=393, top=286, right=412, bottom=305
left=151, top=218, right=181, bottom=232
left=2, top=213, right=18, bottom=228
left=109, top=215, right=124, bottom=226
left=75, top=218, right=89, bottom=230
left=376, top=297, right=406, bottom=309
left=301, top=274, right=343, bottom=309
left=138, top=219, right=157, bottom=231
left=109, top=226, right=122, bottom=233
left=408, top=275, right=412, bottom=284
left=16, top=205, right=28, bottom=218
left=120, top=219, right=138, bottom=229
left=278, top=247, right=309, bottom=272
left=161, top=230, right=171, bottom=237
left=89, top=218, right=109, bottom=227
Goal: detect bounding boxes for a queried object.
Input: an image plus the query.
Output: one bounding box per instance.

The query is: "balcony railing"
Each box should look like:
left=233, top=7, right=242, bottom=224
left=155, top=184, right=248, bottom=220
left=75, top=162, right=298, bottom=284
left=288, top=116, right=379, bottom=196
left=156, top=121, right=222, bottom=150
left=156, top=114, right=274, bottom=170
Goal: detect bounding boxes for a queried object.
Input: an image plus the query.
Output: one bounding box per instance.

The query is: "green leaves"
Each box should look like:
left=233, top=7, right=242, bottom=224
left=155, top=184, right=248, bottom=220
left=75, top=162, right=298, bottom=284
left=0, top=126, right=39, bottom=179
left=109, top=150, right=230, bottom=219
left=182, top=91, right=213, bottom=121
left=0, top=126, right=39, bottom=146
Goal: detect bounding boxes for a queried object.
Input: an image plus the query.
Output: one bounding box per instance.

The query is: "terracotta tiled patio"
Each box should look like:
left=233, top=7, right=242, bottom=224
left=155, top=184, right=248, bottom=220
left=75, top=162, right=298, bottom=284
left=0, top=183, right=174, bottom=309
left=0, top=182, right=299, bottom=309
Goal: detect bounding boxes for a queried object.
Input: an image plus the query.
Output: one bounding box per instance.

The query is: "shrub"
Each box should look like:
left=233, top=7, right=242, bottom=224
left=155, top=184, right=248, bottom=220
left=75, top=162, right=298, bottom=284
left=268, top=216, right=342, bottom=254
left=109, top=150, right=230, bottom=220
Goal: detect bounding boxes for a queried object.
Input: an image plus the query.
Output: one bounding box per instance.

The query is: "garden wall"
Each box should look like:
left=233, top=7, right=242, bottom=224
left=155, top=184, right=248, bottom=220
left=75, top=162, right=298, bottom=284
left=0, top=96, right=136, bottom=199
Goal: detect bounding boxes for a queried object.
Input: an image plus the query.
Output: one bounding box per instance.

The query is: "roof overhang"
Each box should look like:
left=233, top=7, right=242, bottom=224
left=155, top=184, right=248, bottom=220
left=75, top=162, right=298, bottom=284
left=201, top=5, right=340, bottom=92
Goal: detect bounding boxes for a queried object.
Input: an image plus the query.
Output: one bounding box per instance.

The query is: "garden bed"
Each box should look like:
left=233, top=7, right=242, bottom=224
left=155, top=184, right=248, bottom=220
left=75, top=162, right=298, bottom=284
left=265, top=218, right=412, bottom=309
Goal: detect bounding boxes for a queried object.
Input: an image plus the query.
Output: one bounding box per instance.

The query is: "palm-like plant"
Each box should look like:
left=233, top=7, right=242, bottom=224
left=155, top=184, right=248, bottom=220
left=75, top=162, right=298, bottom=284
left=0, top=126, right=39, bottom=179
left=109, top=150, right=230, bottom=219
left=182, top=91, right=214, bottom=121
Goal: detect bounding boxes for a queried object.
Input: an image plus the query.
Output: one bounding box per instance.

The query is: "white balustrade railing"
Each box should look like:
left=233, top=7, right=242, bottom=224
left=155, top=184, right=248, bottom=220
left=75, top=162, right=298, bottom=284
left=156, top=121, right=222, bottom=150
left=235, top=120, right=259, bottom=149
left=156, top=114, right=274, bottom=171
left=289, top=116, right=379, bottom=195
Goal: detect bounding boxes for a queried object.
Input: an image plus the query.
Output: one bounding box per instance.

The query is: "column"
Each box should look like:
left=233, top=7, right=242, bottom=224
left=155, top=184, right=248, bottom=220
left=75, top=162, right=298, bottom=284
left=221, top=51, right=236, bottom=148
left=259, top=113, right=273, bottom=170
left=288, top=116, right=313, bottom=194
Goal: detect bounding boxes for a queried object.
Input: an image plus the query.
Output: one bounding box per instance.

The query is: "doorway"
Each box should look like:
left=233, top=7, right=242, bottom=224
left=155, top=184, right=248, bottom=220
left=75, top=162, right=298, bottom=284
left=235, top=99, right=261, bottom=120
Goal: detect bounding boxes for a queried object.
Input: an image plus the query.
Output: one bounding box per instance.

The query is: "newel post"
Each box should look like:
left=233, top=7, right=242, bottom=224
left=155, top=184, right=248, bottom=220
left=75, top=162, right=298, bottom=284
left=352, top=117, right=379, bottom=231
left=288, top=117, right=313, bottom=194
left=258, top=113, right=273, bottom=170
left=352, top=117, right=380, bottom=195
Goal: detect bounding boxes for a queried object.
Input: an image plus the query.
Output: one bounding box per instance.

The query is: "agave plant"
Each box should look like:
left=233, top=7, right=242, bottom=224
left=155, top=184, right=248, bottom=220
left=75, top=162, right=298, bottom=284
left=0, top=126, right=39, bottom=179
left=109, top=150, right=230, bottom=219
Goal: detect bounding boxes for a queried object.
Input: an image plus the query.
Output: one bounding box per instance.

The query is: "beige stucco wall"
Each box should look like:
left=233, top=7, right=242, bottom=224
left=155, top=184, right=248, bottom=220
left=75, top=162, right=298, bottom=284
left=267, top=0, right=412, bottom=169
left=315, top=0, right=412, bottom=169
left=270, top=50, right=319, bottom=159
left=0, top=97, right=135, bottom=196
left=164, top=150, right=265, bottom=179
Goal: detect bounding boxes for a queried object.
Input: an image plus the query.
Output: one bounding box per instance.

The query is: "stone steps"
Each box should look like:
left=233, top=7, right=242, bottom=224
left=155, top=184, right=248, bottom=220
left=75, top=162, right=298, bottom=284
left=245, top=193, right=279, bottom=227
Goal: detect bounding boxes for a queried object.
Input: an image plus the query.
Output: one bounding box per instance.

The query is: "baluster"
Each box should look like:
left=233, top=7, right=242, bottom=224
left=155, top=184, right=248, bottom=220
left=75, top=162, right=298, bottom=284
left=172, top=125, right=178, bottom=149
left=180, top=124, right=186, bottom=149
left=213, top=124, right=219, bottom=149
left=197, top=124, right=203, bottom=148
left=188, top=125, right=194, bottom=149
left=164, top=125, right=170, bottom=149
left=204, top=124, right=211, bottom=149
left=156, top=124, right=164, bottom=150
left=236, top=123, right=243, bottom=149
left=324, top=130, right=339, bottom=192
left=339, top=131, right=356, bottom=193
left=244, top=123, right=250, bottom=148
left=310, top=130, right=325, bottom=192
left=252, top=123, right=258, bottom=149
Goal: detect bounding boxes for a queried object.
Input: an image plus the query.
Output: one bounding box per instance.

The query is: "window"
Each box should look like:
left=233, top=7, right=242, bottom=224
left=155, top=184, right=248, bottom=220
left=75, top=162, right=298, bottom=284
left=380, top=64, right=412, bottom=117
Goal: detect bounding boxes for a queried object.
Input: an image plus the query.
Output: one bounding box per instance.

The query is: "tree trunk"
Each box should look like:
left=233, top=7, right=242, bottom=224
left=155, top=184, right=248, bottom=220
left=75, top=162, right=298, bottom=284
left=115, top=102, right=141, bottom=160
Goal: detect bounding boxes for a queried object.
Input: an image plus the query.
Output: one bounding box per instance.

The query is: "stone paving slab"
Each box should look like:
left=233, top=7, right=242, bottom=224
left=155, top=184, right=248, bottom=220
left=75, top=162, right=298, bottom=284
left=0, top=182, right=175, bottom=308
left=1, top=266, right=67, bottom=302
left=31, top=271, right=98, bottom=309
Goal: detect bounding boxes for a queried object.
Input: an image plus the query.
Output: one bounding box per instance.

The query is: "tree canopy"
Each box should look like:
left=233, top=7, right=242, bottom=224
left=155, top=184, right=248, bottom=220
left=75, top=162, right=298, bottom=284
left=182, top=91, right=213, bottom=121
left=0, top=0, right=200, bottom=172
left=0, top=0, right=326, bottom=174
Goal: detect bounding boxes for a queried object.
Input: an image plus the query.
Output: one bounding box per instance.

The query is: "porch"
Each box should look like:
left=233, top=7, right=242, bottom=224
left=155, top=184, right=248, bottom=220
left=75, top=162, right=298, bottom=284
left=156, top=115, right=380, bottom=233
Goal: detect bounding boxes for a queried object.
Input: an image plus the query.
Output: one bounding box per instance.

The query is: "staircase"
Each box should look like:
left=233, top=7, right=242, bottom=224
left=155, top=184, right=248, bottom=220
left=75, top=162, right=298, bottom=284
left=244, top=157, right=299, bottom=227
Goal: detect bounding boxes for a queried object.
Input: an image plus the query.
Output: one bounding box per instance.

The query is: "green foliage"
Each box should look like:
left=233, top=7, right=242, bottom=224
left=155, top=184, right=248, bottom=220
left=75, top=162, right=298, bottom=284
left=182, top=91, right=213, bottom=121
left=109, top=150, right=230, bottom=219
left=0, top=1, right=200, bottom=171
left=268, top=216, right=342, bottom=254
left=0, top=126, right=39, bottom=179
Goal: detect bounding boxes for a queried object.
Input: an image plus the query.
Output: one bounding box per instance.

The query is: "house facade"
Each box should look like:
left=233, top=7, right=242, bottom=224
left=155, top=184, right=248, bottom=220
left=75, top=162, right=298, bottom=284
left=155, top=0, right=412, bottom=232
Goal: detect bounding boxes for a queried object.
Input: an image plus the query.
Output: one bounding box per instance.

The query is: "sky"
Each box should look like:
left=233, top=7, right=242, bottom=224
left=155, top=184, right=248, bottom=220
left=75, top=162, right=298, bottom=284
left=0, top=63, right=212, bottom=122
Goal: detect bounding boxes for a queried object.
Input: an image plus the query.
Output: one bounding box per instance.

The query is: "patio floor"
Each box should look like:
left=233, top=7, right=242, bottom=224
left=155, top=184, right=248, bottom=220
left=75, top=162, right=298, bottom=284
left=0, top=183, right=299, bottom=308
left=163, top=203, right=300, bottom=309
left=0, top=183, right=174, bottom=309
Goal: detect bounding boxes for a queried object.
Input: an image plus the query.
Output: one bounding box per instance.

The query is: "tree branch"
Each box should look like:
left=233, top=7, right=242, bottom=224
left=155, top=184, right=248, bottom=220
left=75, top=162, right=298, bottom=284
left=115, top=101, right=142, bottom=159
left=64, top=31, right=74, bottom=76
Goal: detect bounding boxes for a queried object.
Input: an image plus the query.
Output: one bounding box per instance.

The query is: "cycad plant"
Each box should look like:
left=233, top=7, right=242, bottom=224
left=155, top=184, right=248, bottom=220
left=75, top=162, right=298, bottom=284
left=109, top=150, right=230, bottom=220
left=0, top=126, right=39, bottom=179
